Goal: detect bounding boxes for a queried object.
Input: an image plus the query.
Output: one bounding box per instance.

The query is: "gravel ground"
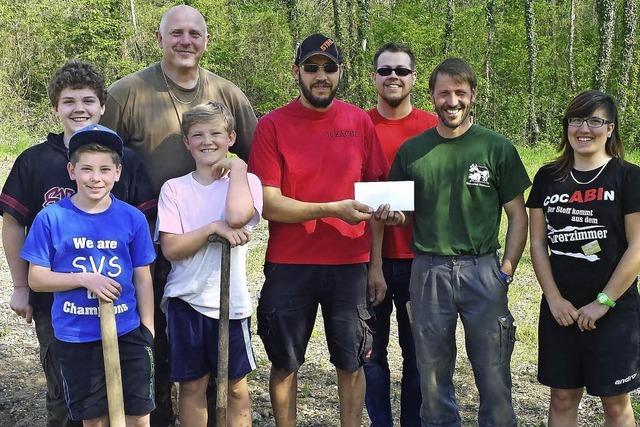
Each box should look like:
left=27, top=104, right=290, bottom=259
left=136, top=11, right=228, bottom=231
left=0, top=155, right=619, bottom=426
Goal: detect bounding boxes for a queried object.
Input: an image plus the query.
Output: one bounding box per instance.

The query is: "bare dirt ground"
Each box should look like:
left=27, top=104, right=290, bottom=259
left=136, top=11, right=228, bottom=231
left=0, top=155, right=620, bottom=426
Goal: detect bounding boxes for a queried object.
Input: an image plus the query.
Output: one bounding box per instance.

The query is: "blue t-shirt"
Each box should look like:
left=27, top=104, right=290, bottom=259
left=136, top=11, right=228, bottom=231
left=21, top=196, right=156, bottom=343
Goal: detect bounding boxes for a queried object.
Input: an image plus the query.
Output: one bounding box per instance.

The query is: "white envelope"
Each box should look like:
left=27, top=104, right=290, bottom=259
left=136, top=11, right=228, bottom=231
left=354, top=181, right=414, bottom=211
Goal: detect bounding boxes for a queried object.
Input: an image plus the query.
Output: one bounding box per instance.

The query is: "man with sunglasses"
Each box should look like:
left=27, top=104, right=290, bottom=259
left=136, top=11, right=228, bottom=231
left=249, top=33, right=392, bottom=427
left=364, top=42, right=438, bottom=427
left=388, top=58, right=530, bottom=426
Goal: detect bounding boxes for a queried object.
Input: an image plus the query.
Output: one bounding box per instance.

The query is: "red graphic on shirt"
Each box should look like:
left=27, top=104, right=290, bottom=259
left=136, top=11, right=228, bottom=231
left=43, top=187, right=75, bottom=207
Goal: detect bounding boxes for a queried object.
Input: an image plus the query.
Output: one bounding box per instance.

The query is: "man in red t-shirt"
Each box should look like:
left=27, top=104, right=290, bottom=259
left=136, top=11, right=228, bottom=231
left=249, top=34, right=401, bottom=427
left=363, top=43, right=438, bottom=427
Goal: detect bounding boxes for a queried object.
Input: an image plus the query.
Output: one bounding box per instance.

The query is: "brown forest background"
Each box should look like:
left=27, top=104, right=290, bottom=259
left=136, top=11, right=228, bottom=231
left=0, top=0, right=638, bottom=150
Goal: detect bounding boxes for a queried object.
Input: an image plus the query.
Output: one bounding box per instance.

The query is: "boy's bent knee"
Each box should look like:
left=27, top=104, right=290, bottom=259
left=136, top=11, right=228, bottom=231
left=229, top=377, right=250, bottom=400
left=125, top=413, right=150, bottom=427
left=550, top=388, right=583, bottom=412
left=180, top=374, right=210, bottom=396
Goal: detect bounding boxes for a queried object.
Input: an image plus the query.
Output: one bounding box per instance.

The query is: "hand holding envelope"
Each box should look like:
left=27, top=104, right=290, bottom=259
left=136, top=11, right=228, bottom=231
left=354, top=181, right=414, bottom=225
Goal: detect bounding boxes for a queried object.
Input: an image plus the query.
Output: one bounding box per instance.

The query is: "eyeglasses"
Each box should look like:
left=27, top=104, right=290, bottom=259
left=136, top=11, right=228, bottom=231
left=300, top=63, right=340, bottom=73
left=567, top=117, right=612, bottom=128
left=376, top=67, right=414, bottom=77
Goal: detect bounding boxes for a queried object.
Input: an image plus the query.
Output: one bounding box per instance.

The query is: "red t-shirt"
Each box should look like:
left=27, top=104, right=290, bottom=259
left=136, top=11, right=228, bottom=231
left=249, top=99, right=388, bottom=264
left=368, top=107, right=439, bottom=259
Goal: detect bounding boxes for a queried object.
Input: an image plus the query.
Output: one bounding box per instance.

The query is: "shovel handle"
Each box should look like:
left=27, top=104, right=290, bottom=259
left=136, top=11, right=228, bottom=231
left=99, top=299, right=126, bottom=427
left=208, top=234, right=231, bottom=426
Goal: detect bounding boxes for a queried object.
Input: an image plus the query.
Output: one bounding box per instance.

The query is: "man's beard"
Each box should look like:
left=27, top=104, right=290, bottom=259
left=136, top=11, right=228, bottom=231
left=435, top=103, right=472, bottom=129
left=299, top=78, right=338, bottom=108
left=381, top=91, right=410, bottom=108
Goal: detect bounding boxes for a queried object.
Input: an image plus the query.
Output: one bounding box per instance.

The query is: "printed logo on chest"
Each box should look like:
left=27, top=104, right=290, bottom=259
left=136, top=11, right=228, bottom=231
left=466, top=163, right=490, bottom=188
left=326, top=129, right=359, bottom=138
left=43, top=187, right=75, bottom=207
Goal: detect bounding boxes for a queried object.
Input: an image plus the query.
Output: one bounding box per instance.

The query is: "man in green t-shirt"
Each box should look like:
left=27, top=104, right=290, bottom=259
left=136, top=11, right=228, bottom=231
left=389, top=58, right=530, bottom=427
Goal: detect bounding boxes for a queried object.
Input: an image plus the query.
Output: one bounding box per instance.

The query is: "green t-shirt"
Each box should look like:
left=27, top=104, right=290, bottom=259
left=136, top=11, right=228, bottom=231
left=389, top=124, right=531, bottom=255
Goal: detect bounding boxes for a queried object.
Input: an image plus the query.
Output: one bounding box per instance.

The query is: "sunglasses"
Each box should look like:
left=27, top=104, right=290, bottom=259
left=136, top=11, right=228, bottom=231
left=376, top=67, right=414, bottom=77
left=300, top=63, right=340, bottom=73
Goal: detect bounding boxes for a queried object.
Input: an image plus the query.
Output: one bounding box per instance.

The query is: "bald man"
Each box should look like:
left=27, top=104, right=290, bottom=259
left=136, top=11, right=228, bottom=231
left=101, top=5, right=258, bottom=426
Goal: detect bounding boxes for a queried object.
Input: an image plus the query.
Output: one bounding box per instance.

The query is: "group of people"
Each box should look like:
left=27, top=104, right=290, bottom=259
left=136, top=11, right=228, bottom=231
left=2, top=4, right=639, bottom=427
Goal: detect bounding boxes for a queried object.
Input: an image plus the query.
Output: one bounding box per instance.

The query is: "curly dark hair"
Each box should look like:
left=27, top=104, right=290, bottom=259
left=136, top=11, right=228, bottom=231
left=47, top=60, right=106, bottom=107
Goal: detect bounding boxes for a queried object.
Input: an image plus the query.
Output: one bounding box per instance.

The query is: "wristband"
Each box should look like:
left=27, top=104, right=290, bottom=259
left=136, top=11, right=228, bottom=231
left=498, top=270, right=513, bottom=284
left=597, top=292, right=616, bottom=308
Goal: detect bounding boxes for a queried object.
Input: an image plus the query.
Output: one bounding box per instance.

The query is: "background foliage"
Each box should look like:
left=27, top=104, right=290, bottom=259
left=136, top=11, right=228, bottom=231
left=0, top=0, right=638, bottom=149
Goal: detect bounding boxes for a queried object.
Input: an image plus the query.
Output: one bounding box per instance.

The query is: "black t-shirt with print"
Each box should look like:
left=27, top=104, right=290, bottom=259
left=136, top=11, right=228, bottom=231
left=527, top=159, right=640, bottom=306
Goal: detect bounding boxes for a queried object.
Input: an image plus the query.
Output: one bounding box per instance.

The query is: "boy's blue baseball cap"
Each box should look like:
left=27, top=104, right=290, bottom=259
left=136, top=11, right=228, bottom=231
left=68, top=124, right=124, bottom=159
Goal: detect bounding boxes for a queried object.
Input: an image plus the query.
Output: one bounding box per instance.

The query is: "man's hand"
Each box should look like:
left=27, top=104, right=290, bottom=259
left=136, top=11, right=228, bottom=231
left=81, top=273, right=122, bottom=302
left=214, top=221, right=252, bottom=247
left=373, top=204, right=405, bottom=226
left=10, top=286, right=33, bottom=323
left=545, top=294, right=578, bottom=327
left=576, top=300, right=609, bottom=332
left=331, top=200, right=373, bottom=224
left=367, top=263, right=387, bottom=306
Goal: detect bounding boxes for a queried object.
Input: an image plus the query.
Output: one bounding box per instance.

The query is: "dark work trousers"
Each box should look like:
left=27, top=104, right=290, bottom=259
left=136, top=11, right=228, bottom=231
left=409, top=253, right=516, bottom=427
left=364, top=258, right=421, bottom=427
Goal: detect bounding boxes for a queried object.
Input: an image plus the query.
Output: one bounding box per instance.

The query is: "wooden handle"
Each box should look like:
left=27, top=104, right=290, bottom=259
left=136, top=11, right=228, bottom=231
left=99, top=299, right=126, bottom=427
left=208, top=234, right=231, bottom=426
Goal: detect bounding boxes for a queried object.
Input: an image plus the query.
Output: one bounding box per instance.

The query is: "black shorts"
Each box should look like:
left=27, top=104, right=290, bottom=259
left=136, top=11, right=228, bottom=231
left=538, top=293, right=640, bottom=396
left=257, top=263, right=373, bottom=373
left=55, top=324, right=156, bottom=421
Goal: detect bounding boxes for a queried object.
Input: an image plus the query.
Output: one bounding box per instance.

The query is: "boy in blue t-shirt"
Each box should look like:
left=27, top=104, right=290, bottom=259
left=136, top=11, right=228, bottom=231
left=21, top=124, right=157, bottom=425
left=1, top=60, right=155, bottom=427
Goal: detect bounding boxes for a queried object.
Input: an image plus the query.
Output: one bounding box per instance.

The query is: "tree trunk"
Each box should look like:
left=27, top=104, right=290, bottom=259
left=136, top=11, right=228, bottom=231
left=332, top=0, right=342, bottom=43
left=483, top=0, right=496, bottom=127
left=594, top=0, right=617, bottom=91
left=568, top=0, right=577, bottom=92
left=443, top=0, right=454, bottom=56
left=618, top=0, right=637, bottom=111
left=353, top=0, right=370, bottom=106
left=285, top=0, right=298, bottom=50
left=525, top=0, right=539, bottom=144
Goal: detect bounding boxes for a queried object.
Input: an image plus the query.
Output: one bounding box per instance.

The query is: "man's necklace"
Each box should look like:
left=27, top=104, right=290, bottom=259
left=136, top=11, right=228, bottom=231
left=569, top=159, right=610, bottom=185
left=160, top=63, right=202, bottom=105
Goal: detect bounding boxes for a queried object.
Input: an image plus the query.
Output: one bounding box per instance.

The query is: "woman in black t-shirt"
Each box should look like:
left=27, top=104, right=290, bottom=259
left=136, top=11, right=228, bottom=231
left=527, top=90, right=640, bottom=427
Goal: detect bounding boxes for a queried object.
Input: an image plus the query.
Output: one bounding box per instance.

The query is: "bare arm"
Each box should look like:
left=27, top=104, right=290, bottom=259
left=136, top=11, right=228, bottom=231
left=28, top=264, right=122, bottom=302
left=577, top=212, right=640, bottom=330
left=160, top=222, right=251, bottom=261
left=262, top=186, right=373, bottom=224
left=367, top=217, right=386, bottom=306
left=133, top=265, right=154, bottom=336
left=529, top=208, right=578, bottom=326
left=218, top=158, right=255, bottom=228
left=2, top=213, right=32, bottom=322
left=500, top=194, right=528, bottom=275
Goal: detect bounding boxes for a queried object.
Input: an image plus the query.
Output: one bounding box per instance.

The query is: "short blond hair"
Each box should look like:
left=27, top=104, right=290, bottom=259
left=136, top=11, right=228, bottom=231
left=181, top=101, right=235, bottom=137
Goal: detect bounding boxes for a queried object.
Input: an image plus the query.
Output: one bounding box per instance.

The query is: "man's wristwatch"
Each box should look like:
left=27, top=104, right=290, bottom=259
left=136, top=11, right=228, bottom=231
left=597, top=292, right=616, bottom=308
left=498, top=270, right=513, bottom=285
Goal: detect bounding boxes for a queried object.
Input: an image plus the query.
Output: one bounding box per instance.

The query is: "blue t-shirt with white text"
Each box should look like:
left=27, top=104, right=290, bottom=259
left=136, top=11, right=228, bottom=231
left=21, top=196, right=156, bottom=343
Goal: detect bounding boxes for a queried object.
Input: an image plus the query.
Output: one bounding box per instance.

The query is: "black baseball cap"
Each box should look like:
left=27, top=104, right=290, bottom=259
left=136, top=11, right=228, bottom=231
left=295, top=33, right=341, bottom=65
left=68, top=124, right=124, bottom=159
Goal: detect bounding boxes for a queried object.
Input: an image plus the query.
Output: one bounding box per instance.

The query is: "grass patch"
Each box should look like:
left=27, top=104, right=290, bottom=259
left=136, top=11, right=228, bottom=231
left=0, top=124, right=36, bottom=157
